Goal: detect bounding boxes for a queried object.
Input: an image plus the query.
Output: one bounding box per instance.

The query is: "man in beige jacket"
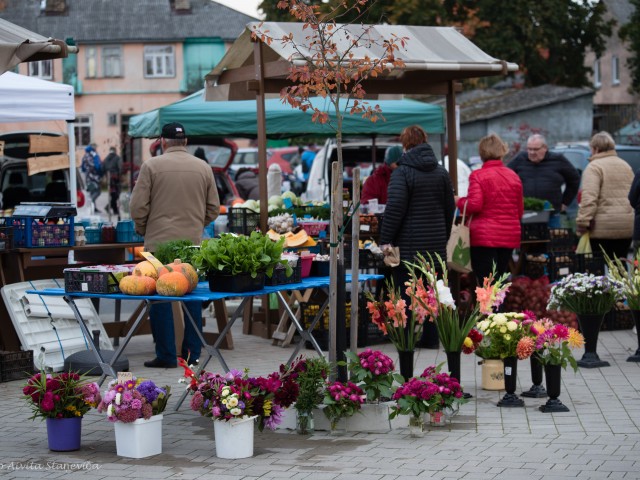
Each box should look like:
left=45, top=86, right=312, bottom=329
left=576, top=131, right=633, bottom=260
left=130, top=122, right=220, bottom=368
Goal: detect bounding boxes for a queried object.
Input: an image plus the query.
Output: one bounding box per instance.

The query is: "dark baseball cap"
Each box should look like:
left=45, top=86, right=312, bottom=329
left=161, top=122, right=187, bottom=139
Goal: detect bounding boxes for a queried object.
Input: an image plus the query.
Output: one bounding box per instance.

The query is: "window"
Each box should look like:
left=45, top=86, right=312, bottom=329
left=144, top=45, right=175, bottom=78
left=102, top=46, right=123, bottom=77
left=74, top=115, right=92, bottom=148
left=28, top=60, right=52, bottom=79
left=593, top=59, right=601, bottom=88
left=612, top=56, right=620, bottom=86
left=86, top=47, right=98, bottom=78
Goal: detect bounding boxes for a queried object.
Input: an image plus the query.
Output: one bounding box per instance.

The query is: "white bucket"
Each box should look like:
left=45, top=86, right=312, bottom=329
left=114, top=414, right=163, bottom=458
left=213, top=416, right=256, bottom=459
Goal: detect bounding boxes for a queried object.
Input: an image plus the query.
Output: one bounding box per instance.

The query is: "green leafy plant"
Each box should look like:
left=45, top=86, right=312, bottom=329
left=291, top=356, right=330, bottom=414
left=154, top=239, right=198, bottom=265
left=192, top=231, right=291, bottom=278
left=523, top=197, right=547, bottom=211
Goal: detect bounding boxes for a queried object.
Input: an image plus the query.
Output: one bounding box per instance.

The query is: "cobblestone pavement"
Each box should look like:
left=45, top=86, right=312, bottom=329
left=1, top=304, right=639, bottom=479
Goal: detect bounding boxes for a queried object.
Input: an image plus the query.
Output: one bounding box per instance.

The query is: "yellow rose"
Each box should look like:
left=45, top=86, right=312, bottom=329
left=463, top=337, right=474, bottom=348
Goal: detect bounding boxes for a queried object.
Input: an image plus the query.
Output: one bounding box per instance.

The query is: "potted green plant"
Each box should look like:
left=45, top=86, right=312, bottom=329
left=192, top=231, right=291, bottom=292
left=291, top=356, right=330, bottom=435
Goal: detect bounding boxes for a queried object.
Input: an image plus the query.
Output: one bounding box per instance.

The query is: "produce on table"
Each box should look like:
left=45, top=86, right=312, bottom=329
left=156, top=271, right=190, bottom=297
left=158, top=259, right=198, bottom=292
left=119, top=270, right=157, bottom=296
left=133, top=260, right=159, bottom=280
left=268, top=213, right=295, bottom=233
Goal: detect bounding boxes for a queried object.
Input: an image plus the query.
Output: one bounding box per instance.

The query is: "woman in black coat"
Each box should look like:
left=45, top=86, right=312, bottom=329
left=379, top=125, right=456, bottom=348
left=629, top=169, right=640, bottom=254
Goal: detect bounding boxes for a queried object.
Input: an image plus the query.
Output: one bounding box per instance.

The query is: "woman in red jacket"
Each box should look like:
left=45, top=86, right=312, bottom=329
left=457, top=133, right=523, bottom=282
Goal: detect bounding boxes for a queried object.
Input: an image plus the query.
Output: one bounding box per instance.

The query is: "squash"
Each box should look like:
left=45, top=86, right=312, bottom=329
left=134, top=260, right=159, bottom=280
left=156, top=271, right=190, bottom=297
left=119, top=270, right=156, bottom=296
left=285, top=230, right=309, bottom=247
left=158, top=259, right=198, bottom=292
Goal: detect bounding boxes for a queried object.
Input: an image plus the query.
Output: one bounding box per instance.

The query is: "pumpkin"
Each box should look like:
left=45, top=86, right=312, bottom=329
left=156, top=271, right=190, bottom=297
left=158, top=259, right=199, bottom=292
left=134, top=260, right=159, bottom=280
left=286, top=230, right=309, bottom=247
left=119, top=270, right=157, bottom=296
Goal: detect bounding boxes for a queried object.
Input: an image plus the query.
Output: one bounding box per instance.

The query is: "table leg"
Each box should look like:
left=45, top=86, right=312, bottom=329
left=285, top=292, right=327, bottom=364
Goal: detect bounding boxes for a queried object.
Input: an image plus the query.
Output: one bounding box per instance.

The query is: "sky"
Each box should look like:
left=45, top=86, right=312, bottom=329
left=212, top=0, right=263, bottom=19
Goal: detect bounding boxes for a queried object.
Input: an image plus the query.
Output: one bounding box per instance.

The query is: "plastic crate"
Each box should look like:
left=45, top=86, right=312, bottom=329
left=0, top=218, right=13, bottom=251
left=548, top=228, right=574, bottom=252
left=343, top=246, right=383, bottom=269
left=64, top=267, right=132, bottom=294
left=574, top=252, right=605, bottom=276
left=311, top=260, right=330, bottom=277
left=265, top=261, right=302, bottom=286
left=548, top=252, right=574, bottom=282
left=0, top=350, right=34, bottom=383
left=522, top=222, right=549, bottom=241
left=229, top=208, right=260, bottom=235
left=11, top=216, right=74, bottom=248
left=523, top=254, right=548, bottom=279
left=116, top=220, right=144, bottom=243
left=358, top=214, right=383, bottom=237
left=298, top=220, right=329, bottom=236
left=84, top=226, right=102, bottom=244
left=601, top=309, right=635, bottom=331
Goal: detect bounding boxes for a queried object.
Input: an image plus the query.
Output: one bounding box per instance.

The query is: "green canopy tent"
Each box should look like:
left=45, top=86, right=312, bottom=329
left=128, top=90, right=444, bottom=139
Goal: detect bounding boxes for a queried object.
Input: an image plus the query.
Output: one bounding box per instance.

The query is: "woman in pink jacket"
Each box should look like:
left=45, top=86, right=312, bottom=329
left=457, top=133, right=523, bottom=282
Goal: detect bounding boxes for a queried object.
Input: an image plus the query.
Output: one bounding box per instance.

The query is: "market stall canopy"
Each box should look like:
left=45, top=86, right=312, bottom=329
left=204, top=24, right=519, bottom=100
left=128, top=91, right=445, bottom=138
left=0, top=18, right=78, bottom=75
left=0, top=71, right=75, bottom=122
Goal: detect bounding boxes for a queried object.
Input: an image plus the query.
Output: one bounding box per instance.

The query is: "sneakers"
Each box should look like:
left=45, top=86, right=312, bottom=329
left=143, top=358, right=177, bottom=368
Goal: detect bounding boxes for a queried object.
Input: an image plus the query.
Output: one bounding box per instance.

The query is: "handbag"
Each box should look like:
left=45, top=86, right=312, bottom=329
left=446, top=204, right=472, bottom=273
left=383, top=246, right=401, bottom=268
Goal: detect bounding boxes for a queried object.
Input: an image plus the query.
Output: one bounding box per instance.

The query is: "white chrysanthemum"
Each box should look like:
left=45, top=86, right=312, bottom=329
left=115, top=393, right=122, bottom=406
left=221, top=387, right=230, bottom=397
left=227, top=396, right=239, bottom=408
left=500, top=326, right=507, bottom=334
left=506, top=321, right=518, bottom=331
left=504, top=334, right=511, bottom=341
left=229, top=408, right=242, bottom=416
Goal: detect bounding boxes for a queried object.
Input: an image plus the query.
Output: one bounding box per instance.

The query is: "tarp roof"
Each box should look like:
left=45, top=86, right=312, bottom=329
left=0, top=71, right=75, bottom=122
left=205, top=24, right=519, bottom=100
left=0, top=18, right=77, bottom=76
left=128, top=90, right=445, bottom=139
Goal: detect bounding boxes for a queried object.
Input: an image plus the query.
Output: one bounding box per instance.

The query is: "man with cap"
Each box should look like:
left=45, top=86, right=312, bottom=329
left=130, top=122, right=220, bottom=368
left=361, top=145, right=402, bottom=206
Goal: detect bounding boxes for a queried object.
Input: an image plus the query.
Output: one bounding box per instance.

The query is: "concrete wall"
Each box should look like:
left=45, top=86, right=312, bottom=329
left=457, top=96, right=594, bottom=161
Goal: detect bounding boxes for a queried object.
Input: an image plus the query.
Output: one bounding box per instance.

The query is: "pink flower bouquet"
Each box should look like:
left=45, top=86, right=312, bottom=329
left=97, top=378, right=170, bottom=423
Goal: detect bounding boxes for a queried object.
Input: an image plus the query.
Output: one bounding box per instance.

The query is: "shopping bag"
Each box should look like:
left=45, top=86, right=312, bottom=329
left=383, top=246, right=401, bottom=268
left=576, top=231, right=592, bottom=254
left=446, top=206, right=472, bottom=273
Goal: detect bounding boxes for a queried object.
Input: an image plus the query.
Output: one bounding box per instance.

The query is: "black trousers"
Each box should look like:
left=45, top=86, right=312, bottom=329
left=470, top=246, right=513, bottom=284
left=591, top=238, right=631, bottom=260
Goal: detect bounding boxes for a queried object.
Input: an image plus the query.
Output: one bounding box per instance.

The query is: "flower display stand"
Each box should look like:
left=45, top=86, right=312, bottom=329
left=46, top=417, right=82, bottom=452
left=346, top=402, right=397, bottom=433
left=576, top=313, right=610, bottom=368
left=114, top=414, right=163, bottom=458
left=213, top=416, right=255, bottom=459
left=521, top=354, right=547, bottom=398
left=497, top=357, right=524, bottom=407
left=539, top=364, right=570, bottom=413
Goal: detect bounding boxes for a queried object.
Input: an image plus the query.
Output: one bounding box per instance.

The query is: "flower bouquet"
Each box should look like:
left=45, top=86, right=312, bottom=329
left=463, top=328, right=483, bottom=355
left=476, top=312, right=532, bottom=360
left=547, top=272, right=624, bottom=316
left=97, top=378, right=170, bottom=422
left=290, top=356, right=329, bottom=434
left=531, top=320, right=585, bottom=371
left=407, top=253, right=511, bottom=354
left=344, top=348, right=401, bottom=403
left=23, top=371, right=101, bottom=420
left=419, top=364, right=466, bottom=415
left=22, top=371, right=101, bottom=452
left=322, top=381, right=365, bottom=433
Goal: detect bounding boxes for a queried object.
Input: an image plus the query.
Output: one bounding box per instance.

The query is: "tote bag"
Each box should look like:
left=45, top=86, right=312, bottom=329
left=446, top=205, right=472, bottom=273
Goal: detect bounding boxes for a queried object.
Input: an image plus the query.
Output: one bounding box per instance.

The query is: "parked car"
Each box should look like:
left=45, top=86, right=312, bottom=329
left=0, top=131, right=92, bottom=217
left=229, top=147, right=258, bottom=179
left=267, top=146, right=300, bottom=175
left=149, top=137, right=240, bottom=205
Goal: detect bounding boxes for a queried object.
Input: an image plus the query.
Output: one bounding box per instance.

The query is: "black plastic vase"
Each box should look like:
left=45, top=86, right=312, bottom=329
left=539, top=364, right=569, bottom=412
left=576, top=313, right=610, bottom=368
left=497, top=356, right=524, bottom=407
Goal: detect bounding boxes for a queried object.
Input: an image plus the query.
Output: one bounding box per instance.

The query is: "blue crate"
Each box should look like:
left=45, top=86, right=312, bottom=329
left=116, top=220, right=143, bottom=243
left=10, top=216, right=74, bottom=248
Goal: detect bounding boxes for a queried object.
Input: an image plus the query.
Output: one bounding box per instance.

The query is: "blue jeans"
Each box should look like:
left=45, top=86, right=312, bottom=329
left=149, top=301, right=203, bottom=363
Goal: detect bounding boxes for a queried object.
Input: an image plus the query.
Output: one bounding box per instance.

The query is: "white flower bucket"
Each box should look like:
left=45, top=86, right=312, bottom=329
left=213, top=416, right=256, bottom=459
left=114, top=414, right=163, bottom=458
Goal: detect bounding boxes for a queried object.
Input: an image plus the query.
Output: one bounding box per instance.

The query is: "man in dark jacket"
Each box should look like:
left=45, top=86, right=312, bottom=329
left=507, top=134, right=579, bottom=212
left=235, top=168, right=260, bottom=200
left=103, top=147, right=122, bottom=219
left=379, top=125, right=455, bottom=349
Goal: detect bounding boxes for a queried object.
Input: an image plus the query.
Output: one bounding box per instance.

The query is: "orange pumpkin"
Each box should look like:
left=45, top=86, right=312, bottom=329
left=119, top=270, right=157, bottom=296
left=134, top=260, right=159, bottom=280
left=156, top=271, right=190, bottom=297
left=220, top=205, right=228, bottom=214
left=158, top=259, right=199, bottom=292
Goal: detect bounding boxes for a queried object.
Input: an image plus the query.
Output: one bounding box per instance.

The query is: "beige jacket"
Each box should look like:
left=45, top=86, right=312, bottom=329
left=130, top=146, right=220, bottom=252
left=576, top=150, right=633, bottom=239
